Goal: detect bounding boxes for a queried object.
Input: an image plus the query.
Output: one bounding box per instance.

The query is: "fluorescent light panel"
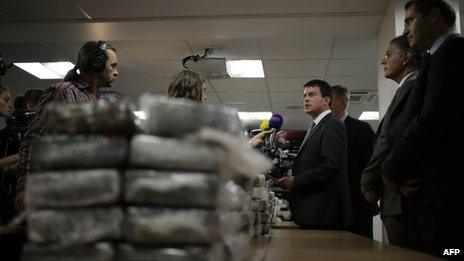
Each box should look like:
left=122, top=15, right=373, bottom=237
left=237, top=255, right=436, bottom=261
left=238, top=111, right=272, bottom=121
left=359, top=111, right=379, bottom=120
left=133, top=111, right=146, bottom=120
left=226, top=60, right=265, bottom=78
left=14, top=62, right=75, bottom=79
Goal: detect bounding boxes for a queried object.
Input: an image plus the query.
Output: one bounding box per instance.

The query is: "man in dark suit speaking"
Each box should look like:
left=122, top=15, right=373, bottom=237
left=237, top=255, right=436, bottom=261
left=276, top=79, right=352, bottom=229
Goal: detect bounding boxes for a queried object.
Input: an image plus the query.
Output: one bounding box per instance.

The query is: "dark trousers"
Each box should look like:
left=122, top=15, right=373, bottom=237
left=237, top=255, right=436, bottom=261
left=406, top=204, right=464, bottom=259
left=381, top=214, right=410, bottom=249
left=348, top=212, right=373, bottom=238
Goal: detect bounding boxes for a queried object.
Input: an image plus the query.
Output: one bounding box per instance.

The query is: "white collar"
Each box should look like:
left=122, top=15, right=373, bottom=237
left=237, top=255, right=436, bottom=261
left=339, top=113, right=348, bottom=122
left=398, top=71, right=418, bottom=87
left=429, top=32, right=456, bottom=55
left=312, top=109, right=331, bottom=126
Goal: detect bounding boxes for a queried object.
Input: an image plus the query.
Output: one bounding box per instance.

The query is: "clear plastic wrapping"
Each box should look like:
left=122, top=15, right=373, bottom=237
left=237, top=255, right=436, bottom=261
left=139, top=95, right=243, bottom=137
left=21, top=242, right=114, bottom=261
left=124, top=207, right=224, bottom=245
left=31, top=136, right=128, bottom=170
left=25, top=169, right=120, bottom=209
left=115, top=244, right=224, bottom=261
left=27, top=208, right=123, bottom=246
left=124, top=170, right=219, bottom=208
left=251, top=187, right=268, bottom=200
left=129, top=135, right=224, bottom=172
left=44, top=99, right=138, bottom=135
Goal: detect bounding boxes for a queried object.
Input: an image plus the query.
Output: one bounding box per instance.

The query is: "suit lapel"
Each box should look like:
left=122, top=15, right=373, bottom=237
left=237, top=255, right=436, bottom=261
left=387, top=72, right=417, bottom=119
left=299, top=113, right=331, bottom=151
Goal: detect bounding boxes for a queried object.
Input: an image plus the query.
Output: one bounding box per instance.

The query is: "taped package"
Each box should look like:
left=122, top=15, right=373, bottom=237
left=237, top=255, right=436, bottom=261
left=115, top=244, right=224, bottom=261
left=124, top=207, right=231, bottom=245
left=44, top=99, right=138, bottom=135
left=139, top=95, right=243, bottom=137
left=28, top=208, right=123, bottom=246
left=26, top=169, right=120, bottom=209
left=129, top=135, right=224, bottom=172
left=22, top=242, right=114, bottom=261
left=31, top=136, right=128, bottom=170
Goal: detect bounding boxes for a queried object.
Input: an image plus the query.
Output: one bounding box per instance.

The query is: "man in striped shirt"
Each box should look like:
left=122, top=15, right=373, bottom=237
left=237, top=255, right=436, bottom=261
left=14, top=41, right=119, bottom=212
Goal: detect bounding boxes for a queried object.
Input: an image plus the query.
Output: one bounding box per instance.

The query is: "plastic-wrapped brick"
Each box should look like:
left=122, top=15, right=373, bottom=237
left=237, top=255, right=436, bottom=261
left=129, top=135, right=224, bottom=172
left=21, top=242, right=114, bottom=261
left=253, top=174, right=266, bottom=188
left=31, top=136, right=128, bottom=170
left=251, top=187, right=268, bottom=201
left=26, top=169, right=120, bottom=209
left=139, top=95, right=243, bottom=137
left=124, top=207, right=224, bottom=245
left=115, top=244, right=224, bottom=261
left=28, top=208, right=123, bottom=247
left=124, top=170, right=219, bottom=208
left=252, top=200, right=267, bottom=212
left=44, top=99, right=138, bottom=135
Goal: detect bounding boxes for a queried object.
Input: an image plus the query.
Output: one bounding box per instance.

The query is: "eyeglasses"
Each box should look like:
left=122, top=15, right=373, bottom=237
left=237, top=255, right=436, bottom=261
left=383, top=51, right=404, bottom=60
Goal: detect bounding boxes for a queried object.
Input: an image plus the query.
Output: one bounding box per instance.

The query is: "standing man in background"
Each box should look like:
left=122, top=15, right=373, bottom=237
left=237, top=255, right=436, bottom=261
left=361, top=35, right=419, bottom=248
left=382, top=0, right=464, bottom=256
left=330, top=85, right=377, bottom=238
left=276, top=79, right=352, bottom=229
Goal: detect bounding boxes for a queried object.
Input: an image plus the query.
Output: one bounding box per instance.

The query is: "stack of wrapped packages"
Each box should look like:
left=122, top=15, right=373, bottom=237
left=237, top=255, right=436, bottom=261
left=22, top=95, right=272, bottom=261
left=251, top=175, right=274, bottom=240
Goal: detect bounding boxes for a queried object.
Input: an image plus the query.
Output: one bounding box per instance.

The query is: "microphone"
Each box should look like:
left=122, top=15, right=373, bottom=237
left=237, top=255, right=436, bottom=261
left=259, top=120, right=270, bottom=131
left=269, top=113, right=283, bottom=131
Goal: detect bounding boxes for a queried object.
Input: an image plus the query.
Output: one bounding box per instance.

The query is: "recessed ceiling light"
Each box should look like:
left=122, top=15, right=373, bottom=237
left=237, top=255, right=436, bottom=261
left=14, top=62, right=75, bottom=79
left=238, top=111, right=272, bottom=121
left=359, top=111, right=379, bottom=120
left=226, top=60, right=265, bottom=78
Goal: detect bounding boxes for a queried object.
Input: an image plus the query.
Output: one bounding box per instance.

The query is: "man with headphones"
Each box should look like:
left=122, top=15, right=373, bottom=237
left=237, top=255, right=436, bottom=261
left=14, top=41, right=119, bottom=212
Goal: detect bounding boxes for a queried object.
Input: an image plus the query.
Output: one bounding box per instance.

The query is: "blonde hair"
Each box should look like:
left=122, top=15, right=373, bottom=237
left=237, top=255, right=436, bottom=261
left=167, top=70, right=205, bottom=102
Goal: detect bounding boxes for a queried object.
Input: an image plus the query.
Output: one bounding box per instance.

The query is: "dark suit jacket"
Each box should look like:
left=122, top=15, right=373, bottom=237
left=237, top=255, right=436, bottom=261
left=291, top=112, right=353, bottom=228
left=343, top=115, right=377, bottom=236
left=383, top=34, right=464, bottom=207
left=361, top=72, right=417, bottom=216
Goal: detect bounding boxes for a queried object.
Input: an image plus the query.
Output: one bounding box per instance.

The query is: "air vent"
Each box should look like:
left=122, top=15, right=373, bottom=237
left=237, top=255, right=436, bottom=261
left=349, top=90, right=377, bottom=104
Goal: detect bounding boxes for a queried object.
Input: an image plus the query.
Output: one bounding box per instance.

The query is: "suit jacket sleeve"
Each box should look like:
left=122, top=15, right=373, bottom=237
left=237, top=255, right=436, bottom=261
left=382, top=39, right=464, bottom=184
left=294, top=120, right=347, bottom=190
left=361, top=130, right=390, bottom=190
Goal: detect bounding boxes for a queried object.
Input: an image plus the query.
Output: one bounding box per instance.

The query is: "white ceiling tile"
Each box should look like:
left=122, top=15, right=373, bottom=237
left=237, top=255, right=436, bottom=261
left=325, top=76, right=377, bottom=90
left=1, top=78, right=50, bottom=97
left=218, top=91, right=269, bottom=103
left=326, top=58, right=377, bottom=77
left=77, top=0, right=170, bottom=19
left=331, top=37, right=377, bottom=59
left=341, top=0, right=388, bottom=13
left=138, top=61, right=184, bottom=78
left=259, top=37, right=333, bottom=59
left=0, top=43, right=62, bottom=62
left=226, top=103, right=271, bottom=111
left=118, top=61, right=151, bottom=78
left=163, top=0, right=252, bottom=16
left=118, top=40, right=191, bottom=61
left=209, top=79, right=267, bottom=92
left=264, top=59, right=328, bottom=77
left=187, top=38, right=261, bottom=60
left=270, top=91, right=303, bottom=103
left=112, top=77, right=158, bottom=93
left=254, top=0, right=343, bottom=14
left=267, top=77, right=316, bottom=92
left=272, top=102, right=305, bottom=112
left=0, top=1, right=84, bottom=21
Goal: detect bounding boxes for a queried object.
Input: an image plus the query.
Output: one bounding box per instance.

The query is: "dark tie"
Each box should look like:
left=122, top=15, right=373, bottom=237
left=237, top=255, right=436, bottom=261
left=421, top=52, right=432, bottom=69
left=301, top=122, right=316, bottom=147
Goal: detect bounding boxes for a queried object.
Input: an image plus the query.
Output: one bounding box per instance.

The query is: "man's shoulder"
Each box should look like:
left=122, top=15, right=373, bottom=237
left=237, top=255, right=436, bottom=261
left=46, top=81, right=80, bottom=92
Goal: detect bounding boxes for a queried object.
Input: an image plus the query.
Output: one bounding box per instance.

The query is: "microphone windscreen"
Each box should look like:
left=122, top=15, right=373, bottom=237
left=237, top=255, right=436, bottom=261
left=259, top=120, right=270, bottom=131
left=269, top=113, right=283, bottom=131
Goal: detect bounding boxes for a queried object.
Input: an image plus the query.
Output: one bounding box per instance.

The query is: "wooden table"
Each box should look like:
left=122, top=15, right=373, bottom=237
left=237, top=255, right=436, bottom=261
left=249, top=222, right=442, bottom=261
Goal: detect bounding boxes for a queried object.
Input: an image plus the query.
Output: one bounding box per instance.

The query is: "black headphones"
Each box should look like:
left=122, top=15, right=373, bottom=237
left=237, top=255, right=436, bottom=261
left=82, top=41, right=109, bottom=73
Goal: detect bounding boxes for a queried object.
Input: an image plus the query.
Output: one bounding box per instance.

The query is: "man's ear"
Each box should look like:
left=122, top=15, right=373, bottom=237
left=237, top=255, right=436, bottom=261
left=403, top=52, right=413, bottom=66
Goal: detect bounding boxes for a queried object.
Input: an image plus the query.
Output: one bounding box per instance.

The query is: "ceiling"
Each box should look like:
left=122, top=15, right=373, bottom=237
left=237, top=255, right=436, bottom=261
left=0, top=0, right=460, bottom=130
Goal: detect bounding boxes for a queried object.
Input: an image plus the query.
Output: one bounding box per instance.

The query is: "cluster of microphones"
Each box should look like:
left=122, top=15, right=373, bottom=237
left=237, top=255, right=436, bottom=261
left=257, top=113, right=283, bottom=157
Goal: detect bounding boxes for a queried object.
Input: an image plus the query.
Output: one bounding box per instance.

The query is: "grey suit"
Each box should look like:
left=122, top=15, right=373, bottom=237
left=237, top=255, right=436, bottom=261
left=361, top=71, right=417, bottom=247
left=291, top=112, right=353, bottom=229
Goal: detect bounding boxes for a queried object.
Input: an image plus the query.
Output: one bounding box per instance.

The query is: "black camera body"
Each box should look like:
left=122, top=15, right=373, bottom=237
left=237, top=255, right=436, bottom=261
left=5, top=110, right=35, bottom=140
